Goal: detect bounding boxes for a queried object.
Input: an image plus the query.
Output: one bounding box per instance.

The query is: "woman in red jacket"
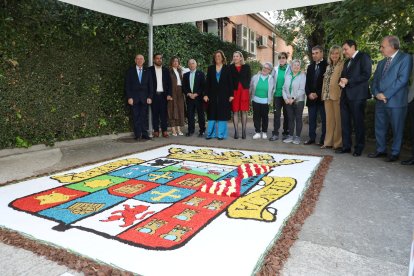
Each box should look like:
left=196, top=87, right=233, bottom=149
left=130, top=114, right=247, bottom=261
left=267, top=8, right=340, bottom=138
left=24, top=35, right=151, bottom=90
left=229, top=51, right=251, bottom=139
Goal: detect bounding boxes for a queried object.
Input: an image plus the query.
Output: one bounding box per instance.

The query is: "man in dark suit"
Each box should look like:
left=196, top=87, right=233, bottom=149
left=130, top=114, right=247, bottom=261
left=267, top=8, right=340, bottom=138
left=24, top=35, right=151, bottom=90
left=149, top=53, right=172, bottom=138
left=337, top=40, right=372, bottom=156
left=182, top=59, right=206, bottom=137
left=369, top=36, right=413, bottom=162
left=125, top=54, right=153, bottom=141
left=305, top=45, right=328, bottom=145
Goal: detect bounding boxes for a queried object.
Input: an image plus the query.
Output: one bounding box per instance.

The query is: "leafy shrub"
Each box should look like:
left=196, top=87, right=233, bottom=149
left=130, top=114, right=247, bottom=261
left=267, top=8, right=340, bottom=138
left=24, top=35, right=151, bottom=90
left=0, top=0, right=246, bottom=149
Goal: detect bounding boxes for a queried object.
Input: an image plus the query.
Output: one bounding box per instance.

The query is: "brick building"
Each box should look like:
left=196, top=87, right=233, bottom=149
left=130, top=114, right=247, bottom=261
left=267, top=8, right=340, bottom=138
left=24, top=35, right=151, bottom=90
left=196, top=13, right=293, bottom=65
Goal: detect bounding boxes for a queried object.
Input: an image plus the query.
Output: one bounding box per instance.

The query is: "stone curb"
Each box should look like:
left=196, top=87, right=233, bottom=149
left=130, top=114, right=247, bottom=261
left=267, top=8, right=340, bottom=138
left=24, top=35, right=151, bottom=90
left=0, top=132, right=133, bottom=158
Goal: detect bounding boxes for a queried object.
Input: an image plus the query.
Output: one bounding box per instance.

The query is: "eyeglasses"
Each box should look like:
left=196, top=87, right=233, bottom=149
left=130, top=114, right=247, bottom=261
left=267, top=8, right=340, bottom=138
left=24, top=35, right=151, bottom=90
left=263, top=67, right=272, bottom=71
left=278, top=56, right=287, bottom=60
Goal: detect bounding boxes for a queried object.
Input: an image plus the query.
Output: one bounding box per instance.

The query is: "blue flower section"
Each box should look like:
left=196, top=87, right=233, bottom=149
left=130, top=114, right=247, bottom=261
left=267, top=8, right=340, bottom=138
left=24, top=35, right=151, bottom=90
left=134, top=185, right=195, bottom=203
left=216, top=169, right=238, bottom=180
left=135, top=171, right=185, bottom=184
left=39, top=190, right=125, bottom=224
left=215, top=169, right=264, bottom=194
left=241, top=174, right=265, bottom=194
left=109, top=165, right=158, bottom=179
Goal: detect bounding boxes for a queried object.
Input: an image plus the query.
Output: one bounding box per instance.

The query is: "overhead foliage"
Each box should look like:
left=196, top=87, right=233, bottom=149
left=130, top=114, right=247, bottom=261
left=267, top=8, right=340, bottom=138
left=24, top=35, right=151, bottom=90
left=273, top=0, right=414, bottom=59
left=0, top=0, right=245, bottom=149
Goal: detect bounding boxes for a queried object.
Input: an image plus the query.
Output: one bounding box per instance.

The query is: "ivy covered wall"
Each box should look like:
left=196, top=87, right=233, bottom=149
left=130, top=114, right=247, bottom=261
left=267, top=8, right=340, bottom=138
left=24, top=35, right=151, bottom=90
left=0, top=0, right=245, bottom=148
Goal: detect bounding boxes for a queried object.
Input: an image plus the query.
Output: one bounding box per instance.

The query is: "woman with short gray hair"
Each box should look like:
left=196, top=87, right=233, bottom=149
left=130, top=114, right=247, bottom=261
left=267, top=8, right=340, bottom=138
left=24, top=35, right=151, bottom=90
left=283, top=59, right=306, bottom=144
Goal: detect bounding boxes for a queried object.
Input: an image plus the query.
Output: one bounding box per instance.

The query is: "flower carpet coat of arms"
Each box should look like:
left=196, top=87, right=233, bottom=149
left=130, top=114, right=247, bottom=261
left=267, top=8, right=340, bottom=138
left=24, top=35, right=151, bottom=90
left=1, top=145, right=323, bottom=276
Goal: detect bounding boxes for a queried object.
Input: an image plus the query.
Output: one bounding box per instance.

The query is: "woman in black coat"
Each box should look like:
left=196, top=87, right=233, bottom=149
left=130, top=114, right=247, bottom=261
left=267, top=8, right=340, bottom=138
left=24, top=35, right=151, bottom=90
left=203, top=50, right=234, bottom=140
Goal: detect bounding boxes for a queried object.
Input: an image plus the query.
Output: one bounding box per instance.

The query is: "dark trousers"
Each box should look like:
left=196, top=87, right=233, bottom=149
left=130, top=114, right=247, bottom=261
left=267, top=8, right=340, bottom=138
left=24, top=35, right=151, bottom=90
left=152, top=92, right=168, bottom=132
left=272, top=96, right=289, bottom=135
left=406, top=99, right=414, bottom=156
left=375, top=101, right=407, bottom=156
left=132, top=102, right=148, bottom=138
left=340, top=97, right=366, bottom=153
left=286, top=101, right=305, bottom=137
left=186, top=97, right=206, bottom=134
left=253, top=101, right=269, bottom=133
left=308, top=101, right=326, bottom=143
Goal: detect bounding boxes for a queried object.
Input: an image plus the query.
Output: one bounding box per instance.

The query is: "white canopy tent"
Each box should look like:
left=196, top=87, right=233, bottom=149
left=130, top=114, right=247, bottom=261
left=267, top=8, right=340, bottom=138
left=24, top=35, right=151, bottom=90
left=58, top=0, right=342, bottom=63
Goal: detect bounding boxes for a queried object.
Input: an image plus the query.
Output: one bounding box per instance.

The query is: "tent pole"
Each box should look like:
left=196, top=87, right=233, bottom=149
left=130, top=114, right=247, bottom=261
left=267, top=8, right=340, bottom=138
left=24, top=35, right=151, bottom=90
left=148, top=22, right=153, bottom=65
left=148, top=3, right=154, bottom=65
left=148, top=0, right=155, bottom=136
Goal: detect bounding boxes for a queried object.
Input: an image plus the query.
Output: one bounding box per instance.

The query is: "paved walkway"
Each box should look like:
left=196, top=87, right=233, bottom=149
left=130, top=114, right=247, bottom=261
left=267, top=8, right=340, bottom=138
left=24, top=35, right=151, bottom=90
left=0, top=121, right=412, bottom=276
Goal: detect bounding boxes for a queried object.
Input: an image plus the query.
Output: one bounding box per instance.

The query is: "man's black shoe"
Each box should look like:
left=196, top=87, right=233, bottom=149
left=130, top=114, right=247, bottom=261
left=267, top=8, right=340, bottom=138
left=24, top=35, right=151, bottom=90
left=367, top=152, right=387, bottom=158
left=186, top=132, right=194, bottom=137
left=304, top=140, right=315, bottom=145
left=198, top=132, right=205, bottom=137
left=386, top=155, right=399, bottom=162
left=401, top=157, right=414, bottom=165
left=352, top=152, right=361, bottom=157
left=269, top=135, right=279, bottom=141
left=335, top=148, right=351, bottom=154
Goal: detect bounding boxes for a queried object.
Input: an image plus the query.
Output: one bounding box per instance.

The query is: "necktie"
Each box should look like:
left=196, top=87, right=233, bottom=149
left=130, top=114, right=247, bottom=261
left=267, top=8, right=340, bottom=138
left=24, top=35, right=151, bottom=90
left=190, top=72, right=195, bottom=92
left=382, top=57, right=392, bottom=78
left=314, top=64, right=320, bottom=79
left=347, top=59, right=352, bottom=69
left=138, top=68, right=142, bottom=83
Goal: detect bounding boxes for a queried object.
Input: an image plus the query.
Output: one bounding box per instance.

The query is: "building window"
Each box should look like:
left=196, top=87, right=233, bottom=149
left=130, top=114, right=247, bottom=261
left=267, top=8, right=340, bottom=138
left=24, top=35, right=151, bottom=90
left=250, top=31, right=256, bottom=55
left=232, top=27, right=236, bottom=44
left=202, top=19, right=218, bottom=36
left=242, top=26, right=249, bottom=51
left=203, top=21, right=208, bottom=33
left=236, top=24, right=250, bottom=52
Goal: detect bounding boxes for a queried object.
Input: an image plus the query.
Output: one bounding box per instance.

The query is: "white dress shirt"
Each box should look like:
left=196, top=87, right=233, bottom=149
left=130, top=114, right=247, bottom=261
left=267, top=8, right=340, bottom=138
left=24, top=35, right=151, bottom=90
left=155, top=66, right=164, bottom=92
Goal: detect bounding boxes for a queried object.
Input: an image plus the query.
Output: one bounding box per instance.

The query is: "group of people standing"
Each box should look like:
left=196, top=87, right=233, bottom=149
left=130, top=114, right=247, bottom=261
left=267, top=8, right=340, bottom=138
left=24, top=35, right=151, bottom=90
left=125, top=50, right=255, bottom=141
left=125, top=35, right=414, bottom=165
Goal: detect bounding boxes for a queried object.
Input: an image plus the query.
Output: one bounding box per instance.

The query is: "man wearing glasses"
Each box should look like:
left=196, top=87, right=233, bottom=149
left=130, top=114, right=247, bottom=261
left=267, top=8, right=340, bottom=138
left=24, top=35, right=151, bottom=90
left=369, top=36, right=413, bottom=162
left=270, top=52, right=290, bottom=141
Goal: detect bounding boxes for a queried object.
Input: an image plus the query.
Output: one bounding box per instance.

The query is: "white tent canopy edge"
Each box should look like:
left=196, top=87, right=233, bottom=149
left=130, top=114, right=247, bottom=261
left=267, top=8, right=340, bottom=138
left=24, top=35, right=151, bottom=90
left=57, top=0, right=341, bottom=64
left=58, top=0, right=341, bottom=26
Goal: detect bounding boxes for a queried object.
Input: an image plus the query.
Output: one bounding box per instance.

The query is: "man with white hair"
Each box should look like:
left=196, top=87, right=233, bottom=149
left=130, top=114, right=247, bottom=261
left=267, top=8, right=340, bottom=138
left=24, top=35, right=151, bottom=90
left=369, top=35, right=413, bottom=162
left=182, top=59, right=206, bottom=137
left=125, top=54, right=153, bottom=141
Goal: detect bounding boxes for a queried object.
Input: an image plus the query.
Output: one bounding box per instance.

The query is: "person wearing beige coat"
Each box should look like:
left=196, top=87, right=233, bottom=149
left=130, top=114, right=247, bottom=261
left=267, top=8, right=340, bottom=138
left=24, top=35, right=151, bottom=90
left=321, top=45, right=345, bottom=149
left=168, top=56, right=185, bottom=136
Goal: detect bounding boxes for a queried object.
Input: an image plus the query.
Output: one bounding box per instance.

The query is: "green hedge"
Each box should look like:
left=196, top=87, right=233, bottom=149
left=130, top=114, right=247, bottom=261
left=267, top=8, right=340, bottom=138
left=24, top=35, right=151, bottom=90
left=0, top=0, right=246, bottom=149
